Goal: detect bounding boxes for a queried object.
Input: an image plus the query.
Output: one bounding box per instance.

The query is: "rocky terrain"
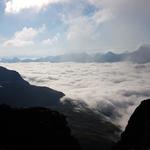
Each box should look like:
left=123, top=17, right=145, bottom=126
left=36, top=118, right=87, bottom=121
left=0, top=104, right=81, bottom=150
left=112, top=99, right=150, bottom=150
left=0, top=66, right=120, bottom=150
left=0, top=66, right=64, bottom=107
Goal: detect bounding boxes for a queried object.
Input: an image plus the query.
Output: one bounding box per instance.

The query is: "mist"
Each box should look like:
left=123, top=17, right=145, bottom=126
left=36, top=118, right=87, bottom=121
left=1, top=62, right=150, bottom=128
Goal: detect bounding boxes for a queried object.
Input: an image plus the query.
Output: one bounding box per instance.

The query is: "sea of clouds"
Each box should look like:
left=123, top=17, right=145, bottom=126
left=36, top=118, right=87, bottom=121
left=1, top=62, right=150, bottom=128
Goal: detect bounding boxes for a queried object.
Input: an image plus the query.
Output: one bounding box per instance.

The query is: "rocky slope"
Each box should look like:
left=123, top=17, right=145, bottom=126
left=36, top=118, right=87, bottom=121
left=112, top=99, right=150, bottom=150
left=0, top=104, right=81, bottom=150
left=0, top=66, right=64, bottom=107
left=0, top=66, right=120, bottom=150
left=57, top=99, right=121, bottom=150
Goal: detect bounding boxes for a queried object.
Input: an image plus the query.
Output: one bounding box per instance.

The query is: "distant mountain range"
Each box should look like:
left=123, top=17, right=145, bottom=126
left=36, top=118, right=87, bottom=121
left=1, top=45, right=150, bottom=63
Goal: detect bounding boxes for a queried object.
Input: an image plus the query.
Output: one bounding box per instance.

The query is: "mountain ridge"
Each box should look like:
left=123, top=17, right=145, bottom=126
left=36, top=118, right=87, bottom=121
left=1, top=44, right=150, bottom=63
left=0, top=104, right=81, bottom=150
left=112, top=99, right=150, bottom=150
left=0, top=66, right=64, bottom=107
left=0, top=66, right=120, bottom=150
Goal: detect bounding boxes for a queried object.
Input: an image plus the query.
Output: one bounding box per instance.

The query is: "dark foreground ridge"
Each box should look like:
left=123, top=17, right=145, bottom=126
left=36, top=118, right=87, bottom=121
left=0, top=66, right=64, bottom=107
left=59, top=99, right=120, bottom=150
left=112, top=99, right=150, bottom=150
left=0, top=104, right=81, bottom=150
left=0, top=66, right=120, bottom=150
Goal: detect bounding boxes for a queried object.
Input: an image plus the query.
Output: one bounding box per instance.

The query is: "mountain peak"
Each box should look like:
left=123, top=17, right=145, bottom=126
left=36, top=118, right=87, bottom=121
left=0, top=66, right=29, bottom=87
left=0, top=66, right=64, bottom=107
left=128, top=45, right=150, bottom=63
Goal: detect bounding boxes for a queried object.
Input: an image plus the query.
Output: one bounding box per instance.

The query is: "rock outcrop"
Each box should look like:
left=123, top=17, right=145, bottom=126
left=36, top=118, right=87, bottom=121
left=0, top=66, right=120, bottom=150
left=59, top=99, right=121, bottom=150
left=0, top=104, right=81, bottom=150
left=0, top=66, right=64, bottom=107
left=112, top=99, right=150, bottom=150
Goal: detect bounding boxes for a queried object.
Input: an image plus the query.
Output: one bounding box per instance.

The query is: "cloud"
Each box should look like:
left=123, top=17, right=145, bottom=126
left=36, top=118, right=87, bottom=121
left=5, top=0, right=69, bottom=14
left=92, top=8, right=113, bottom=25
left=66, top=16, right=95, bottom=44
left=63, top=6, right=113, bottom=51
left=3, top=25, right=45, bottom=48
left=1, top=0, right=150, bottom=54
left=87, top=0, right=150, bottom=13
left=84, top=0, right=150, bottom=51
left=88, top=0, right=150, bottom=28
left=42, top=33, right=60, bottom=46
left=2, top=0, right=150, bottom=55
left=1, top=62, right=150, bottom=129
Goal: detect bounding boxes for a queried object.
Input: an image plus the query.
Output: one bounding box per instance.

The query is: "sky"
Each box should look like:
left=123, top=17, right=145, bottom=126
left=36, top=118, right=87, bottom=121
left=0, top=0, right=150, bottom=57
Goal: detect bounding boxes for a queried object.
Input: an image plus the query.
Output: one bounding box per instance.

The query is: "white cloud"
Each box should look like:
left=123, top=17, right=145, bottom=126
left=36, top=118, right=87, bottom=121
left=92, top=9, right=113, bottom=24
left=66, top=16, right=94, bottom=41
left=5, top=0, right=69, bottom=13
left=64, top=7, right=113, bottom=50
left=3, top=25, right=45, bottom=48
left=42, top=33, right=60, bottom=46
left=3, top=39, right=34, bottom=48
left=4, top=0, right=150, bottom=53
left=1, top=62, right=150, bottom=129
left=3, top=0, right=150, bottom=54
left=87, top=0, right=150, bottom=21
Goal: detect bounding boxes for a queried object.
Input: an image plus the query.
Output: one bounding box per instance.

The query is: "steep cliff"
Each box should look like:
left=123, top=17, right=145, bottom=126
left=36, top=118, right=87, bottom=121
left=0, top=104, right=81, bottom=150
left=112, top=99, right=150, bottom=150
left=0, top=66, right=64, bottom=107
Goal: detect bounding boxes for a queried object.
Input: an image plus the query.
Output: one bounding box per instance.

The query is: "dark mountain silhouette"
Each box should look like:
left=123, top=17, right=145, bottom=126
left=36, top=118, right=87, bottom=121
left=57, top=99, right=121, bottom=150
left=0, top=66, right=120, bottom=150
left=0, top=66, right=64, bottom=107
left=0, top=104, right=81, bottom=150
left=112, top=99, right=150, bottom=150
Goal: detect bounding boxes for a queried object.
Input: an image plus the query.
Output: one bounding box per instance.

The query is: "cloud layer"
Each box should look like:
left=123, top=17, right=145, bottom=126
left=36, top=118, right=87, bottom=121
left=5, top=0, right=68, bottom=13
left=1, top=62, right=150, bottom=128
left=3, top=25, right=45, bottom=47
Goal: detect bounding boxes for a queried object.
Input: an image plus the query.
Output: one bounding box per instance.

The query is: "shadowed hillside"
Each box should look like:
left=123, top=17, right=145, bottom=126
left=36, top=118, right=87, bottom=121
left=112, top=99, right=150, bottom=150
left=0, top=104, right=81, bottom=150
left=57, top=99, right=121, bottom=150
left=0, top=66, right=121, bottom=150
left=0, top=66, right=64, bottom=107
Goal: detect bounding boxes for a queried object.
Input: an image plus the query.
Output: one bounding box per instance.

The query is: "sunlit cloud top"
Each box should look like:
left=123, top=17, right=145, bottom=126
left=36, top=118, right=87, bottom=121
left=5, top=0, right=68, bottom=13
left=0, top=0, right=150, bottom=57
